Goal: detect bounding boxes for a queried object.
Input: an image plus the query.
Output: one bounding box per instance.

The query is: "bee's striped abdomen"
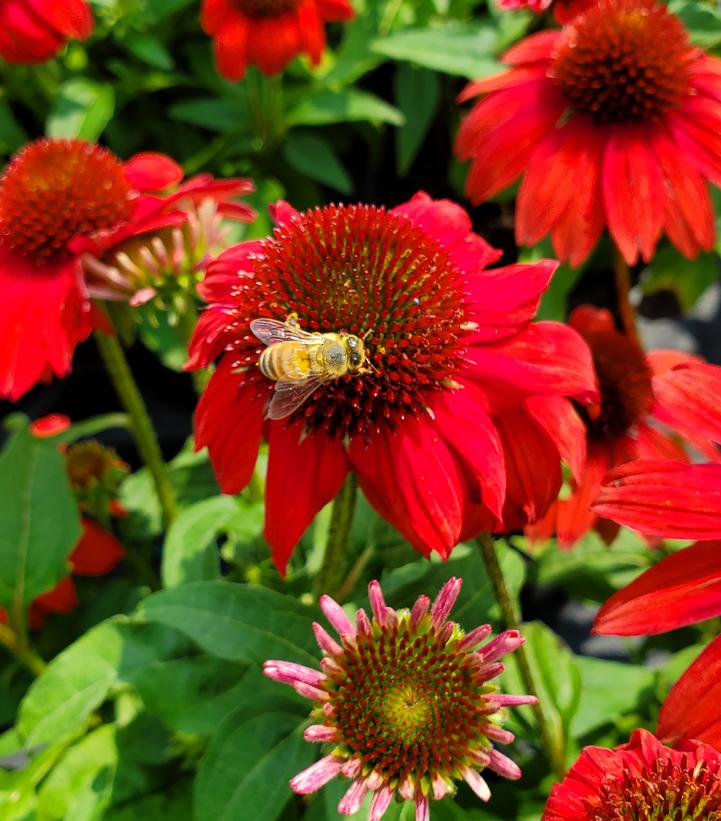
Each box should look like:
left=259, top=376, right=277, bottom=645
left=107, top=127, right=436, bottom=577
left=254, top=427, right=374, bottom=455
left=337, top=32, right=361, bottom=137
left=259, top=343, right=311, bottom=381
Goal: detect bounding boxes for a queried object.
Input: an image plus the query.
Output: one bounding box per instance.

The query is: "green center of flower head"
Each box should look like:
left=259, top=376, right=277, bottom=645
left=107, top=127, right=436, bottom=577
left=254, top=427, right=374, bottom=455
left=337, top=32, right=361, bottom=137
left=231, top=0, right=300, bottom=16
left=592, top=756, right=721, bottom=820
left=321, top=610, right=495, bottom=787
left=550, top=0, right=693, bottom=124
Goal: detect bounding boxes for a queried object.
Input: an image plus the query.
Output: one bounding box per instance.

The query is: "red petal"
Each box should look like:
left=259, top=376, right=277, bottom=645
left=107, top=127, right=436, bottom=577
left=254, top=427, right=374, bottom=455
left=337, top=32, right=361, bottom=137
left=349, top=417, right=466, bottom=559
left=247, top=15, right=301, bottom=76
left=194, top=362, right=264, bottom=495
left=70, top=518, right=125, bottom=576
left=316, top=0, right=356, bottom=20
left=32, top=575, right=78, bottom=615
left=392, top=191, right=472, bottom=249
left=0, top=250, right=91, bottom=401
left=502, top=30, right=559, bottom=66
left=593, top=540, right=721, bottom=636
left=658, top=634, right=721, bottom=748
left=0, top=0, right=63, bottom=63
left=466, top=322, right=598, bottom=406
left=124, top=152, right=183, bottom=192
left=592, top=460, right=721, bottom=539
left=213, top=16, right=250, bottom=81
left=525, top=395, right=587, bottom=484
left=601, top=125, right=665, bottom=264
left=297, top=0, right=325, bottom=65
left=265, top=422, right=349, bottom=575
left=555, top=443, right=613, bottom=548
left=30, top=414, right=71, bottom=437
left=25, top=0, right=93, bottom=38
left=430, top=380, right=506, bottom=523
left=201, top=0, right=235, bottom=33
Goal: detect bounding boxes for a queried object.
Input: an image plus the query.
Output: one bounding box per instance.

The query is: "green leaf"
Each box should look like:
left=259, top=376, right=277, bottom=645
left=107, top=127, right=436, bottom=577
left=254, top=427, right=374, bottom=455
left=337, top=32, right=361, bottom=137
left=669, top=0, right=721, bottom=47
left=137, top=581, right=321, bottom=666
left=572, top=656, right=655, bottom=737
left=124, top=34, right=174, bottom=70
left=0, top=97, right=28, bottom=154
left=286, top=90, right=404, bottom=127
left=501, top=621, right=582, bottom=765
left=194, top=697, right=312, bottom=821
left=38, top=725, right=117, bottom=821
left=162, top=497, right=239, bottom=588
left=282, top=133, right=353, bottom=194
left=18, top=619, right=189, bottom=745
left=640, top=245, right=718, bottom=312
left=105, top=779, right=194, bottom=821
left=394, top=65, right=440, bottom=176
left=46, top=79, right=115, bottom=141
left=131, top=657, right=249, bottom=735
left=0, top=426, right=81, bottom=615
left=371, top=23, right=501, bottom=78
left=168, top=98, right=249, bottom=132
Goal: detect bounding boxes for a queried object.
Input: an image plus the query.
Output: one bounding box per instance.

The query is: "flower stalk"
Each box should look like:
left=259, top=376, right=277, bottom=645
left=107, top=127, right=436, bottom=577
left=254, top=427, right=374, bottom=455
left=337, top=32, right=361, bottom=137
left=612, top=243, right=641, bottom=348
left=476, top=533, right=566, bottom=779
left=314, top=474, right=357, bottom=599
left=0, top=622, right=46, bottom=677
left=94, top=329, right=177, bottom=527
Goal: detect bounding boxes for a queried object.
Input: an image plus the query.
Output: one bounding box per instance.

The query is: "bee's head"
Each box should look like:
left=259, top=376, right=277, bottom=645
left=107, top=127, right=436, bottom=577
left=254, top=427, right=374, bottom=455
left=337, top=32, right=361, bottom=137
left=346, top=334, right=365, bottom=370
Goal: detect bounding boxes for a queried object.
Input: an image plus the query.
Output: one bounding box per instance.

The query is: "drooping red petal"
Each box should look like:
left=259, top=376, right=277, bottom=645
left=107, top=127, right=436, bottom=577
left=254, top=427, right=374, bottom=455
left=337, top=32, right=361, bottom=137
left=657, top=634, right=721, bottom=749
left=194, top=362, right=264, bottom=495
left=213, top=16, right=250, bottom=81
left=247, top=14, right=302, bottom=76
left=601, top=125, right=665, bottom=264
left=594, top=540, right=721, bottom=636
left=70, top=518, right=125, bottom=576
left=349, top=416, right=466, bottom=560
left=25, top=0, right=93, bottom=39
left=297, top=0, right=325, bottom=65
left=525, top=395, right=587, bottom=484
left=123, top=152, right=184, bottom=192
left=429, top=380, right=506, bottom=523
left=0, top=250, right=92, bottom=401
left=265, top=422, right=349, bottom=575
left=592, top=460, right=721, bottom=539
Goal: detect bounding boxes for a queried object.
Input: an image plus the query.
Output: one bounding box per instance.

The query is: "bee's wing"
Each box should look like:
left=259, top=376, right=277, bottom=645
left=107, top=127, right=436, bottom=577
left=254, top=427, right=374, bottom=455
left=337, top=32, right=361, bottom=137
left=250, top=318, right=321, bottom=346
left=266, top=374, right=329, bottom=420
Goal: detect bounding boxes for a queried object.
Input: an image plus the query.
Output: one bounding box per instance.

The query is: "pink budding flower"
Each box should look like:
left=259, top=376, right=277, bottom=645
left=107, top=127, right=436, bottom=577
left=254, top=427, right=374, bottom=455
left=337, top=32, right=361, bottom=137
left=264, top=578, right=536, bottom=820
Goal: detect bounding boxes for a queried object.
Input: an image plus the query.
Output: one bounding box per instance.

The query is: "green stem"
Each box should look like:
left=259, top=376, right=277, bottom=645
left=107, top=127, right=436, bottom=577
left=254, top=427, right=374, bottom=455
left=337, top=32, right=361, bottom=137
left=95, top=330, right=177, bottom=528
left=314, top=475, right=357, bottom=599
left=476, top=534, right=566, bottom=779
left=612, top=244, right=641, bottom=347
left=0, top=622, right=46, bottom=677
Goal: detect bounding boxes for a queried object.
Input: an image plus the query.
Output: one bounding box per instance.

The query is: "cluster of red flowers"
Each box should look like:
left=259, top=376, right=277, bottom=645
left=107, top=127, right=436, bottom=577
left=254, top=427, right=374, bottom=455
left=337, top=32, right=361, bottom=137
left=4, top=0, right=721, bottom=818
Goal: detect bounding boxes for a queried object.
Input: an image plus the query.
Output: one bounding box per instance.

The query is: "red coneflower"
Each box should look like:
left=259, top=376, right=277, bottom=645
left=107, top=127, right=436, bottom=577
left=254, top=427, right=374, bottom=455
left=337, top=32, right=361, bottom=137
left=528, top=305, right=721, bottom=547
left=456, top=0, right=721, bottom=266
left=499, top=0, right=594, bottom=23
left=264, top=578, right=537, bottom=820
left=201, top=0, right=355, bottom=81
left=0, top=0, right=93, bottom=64
left=0, top=138, right=253, bottom=401
left=188, top=192, right=597, bottom=573
left=543, top=728, right=721, bottom=820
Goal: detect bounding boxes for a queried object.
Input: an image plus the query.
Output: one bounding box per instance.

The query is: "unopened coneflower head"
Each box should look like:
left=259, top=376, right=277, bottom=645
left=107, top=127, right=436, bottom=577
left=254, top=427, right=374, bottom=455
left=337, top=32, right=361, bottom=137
left=264, top=577, right=536, bottom=820
left=543, top=728, right=721, bottom=821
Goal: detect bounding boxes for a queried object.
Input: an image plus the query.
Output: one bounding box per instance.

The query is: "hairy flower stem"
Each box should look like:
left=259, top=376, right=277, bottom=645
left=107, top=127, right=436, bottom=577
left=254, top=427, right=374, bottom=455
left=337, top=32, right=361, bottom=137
left=95, top=330, right=177, bottom=528
left=612, top=244, right=641, bottom=347
left=0, top=622, right=46, bottom=676
left=476, top=533, right=566, bottom=779
left=315, top=474, right=357, bottom=599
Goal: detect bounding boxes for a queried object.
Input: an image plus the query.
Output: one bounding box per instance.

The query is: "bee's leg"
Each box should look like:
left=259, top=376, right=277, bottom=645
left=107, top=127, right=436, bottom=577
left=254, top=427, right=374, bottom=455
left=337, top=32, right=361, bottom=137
left=286, top=312, right=300, bottom=328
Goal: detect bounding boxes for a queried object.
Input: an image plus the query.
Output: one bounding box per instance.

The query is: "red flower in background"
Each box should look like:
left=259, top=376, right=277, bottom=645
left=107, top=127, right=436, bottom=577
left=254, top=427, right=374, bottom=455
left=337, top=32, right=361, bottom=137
left=456, top=0, right=721, bottom=266
left=542, top=728, right=721, bottom=820
left=0, top=139, right=253, bottom=401
left=499, top=0, right=594, bottom=23
left=528, top=306, right=721, bottom=547
left=188, top=192, right=597, bottom=573
left=201, top=0, right=355, bottom=81
left=0, top=0, right=93, bottom=64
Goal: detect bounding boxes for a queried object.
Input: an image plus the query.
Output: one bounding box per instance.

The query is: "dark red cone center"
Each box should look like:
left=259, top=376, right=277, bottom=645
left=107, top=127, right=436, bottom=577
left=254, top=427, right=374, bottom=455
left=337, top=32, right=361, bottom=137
left=591, top=755, right=721, bottom=820
left=550, top=0, right=693, bottom=123
left=0, top=139, right=132, bottom=266
left=230, top=0, right=300, bottom=16
left=236, top=204, right=469, bottom=437
left=577, top=326, right=653, bottom=441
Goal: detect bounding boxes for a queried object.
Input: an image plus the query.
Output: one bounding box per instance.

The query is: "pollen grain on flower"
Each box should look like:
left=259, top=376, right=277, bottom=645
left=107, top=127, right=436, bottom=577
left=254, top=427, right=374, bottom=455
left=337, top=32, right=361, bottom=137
left=0, top=139, right=132, bottom=266
left=264, top=578, right=535, bottom=818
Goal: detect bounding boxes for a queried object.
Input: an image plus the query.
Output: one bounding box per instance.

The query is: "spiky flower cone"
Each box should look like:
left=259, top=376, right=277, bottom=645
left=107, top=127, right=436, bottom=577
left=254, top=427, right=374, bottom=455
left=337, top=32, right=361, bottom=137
left=264, top=578, right=536, bottom=820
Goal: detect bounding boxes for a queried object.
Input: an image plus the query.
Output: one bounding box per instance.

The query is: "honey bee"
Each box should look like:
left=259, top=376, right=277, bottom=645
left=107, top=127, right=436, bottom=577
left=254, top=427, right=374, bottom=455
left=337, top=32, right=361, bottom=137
left=250, top=314, right=369, bottom=420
